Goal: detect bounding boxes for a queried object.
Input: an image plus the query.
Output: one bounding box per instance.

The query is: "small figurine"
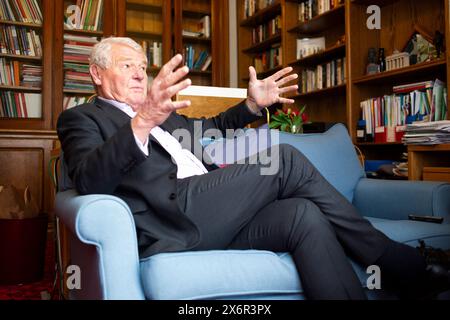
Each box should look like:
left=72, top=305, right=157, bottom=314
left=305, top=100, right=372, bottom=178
left=366, top=47, right=379, bottom=75
left=433, top=31, right=444, bottom=58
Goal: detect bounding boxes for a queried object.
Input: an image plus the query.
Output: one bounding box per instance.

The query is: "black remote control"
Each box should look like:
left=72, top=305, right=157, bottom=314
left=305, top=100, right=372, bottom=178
left=408, top=214, right=444, bottom=224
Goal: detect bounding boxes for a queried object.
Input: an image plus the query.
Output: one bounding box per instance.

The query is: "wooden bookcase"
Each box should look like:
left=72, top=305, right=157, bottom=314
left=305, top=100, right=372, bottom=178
left=237, top=0, right=450, bottom=162
left=0, top=0, right=53, bottom=130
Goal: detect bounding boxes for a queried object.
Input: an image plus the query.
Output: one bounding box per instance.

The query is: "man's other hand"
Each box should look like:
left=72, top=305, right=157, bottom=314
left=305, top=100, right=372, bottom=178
left=246, top=66, right=298, bottom=112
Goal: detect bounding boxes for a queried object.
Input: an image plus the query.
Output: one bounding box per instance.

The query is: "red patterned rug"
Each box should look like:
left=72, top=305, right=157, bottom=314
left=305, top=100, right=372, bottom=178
left=0, top=236, right=56, bottom=300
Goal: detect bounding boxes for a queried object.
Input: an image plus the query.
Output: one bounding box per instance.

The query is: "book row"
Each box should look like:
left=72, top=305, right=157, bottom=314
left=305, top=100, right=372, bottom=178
left=0, top=58, right=42, bottom=87
left=0, top=25, right=42, bottom=56
left=0, top=0, right=43, bottom=24
left=243, top=0, right=276, bottom=19
left=253, top=46, right=282, bottom=73
left=299, top=57, right=346, bottom=93
left=251, top=16, right=281, bottom=45
left=298, top=0, right=344, bottom=23
left=0, top=91, right=41, bottom=118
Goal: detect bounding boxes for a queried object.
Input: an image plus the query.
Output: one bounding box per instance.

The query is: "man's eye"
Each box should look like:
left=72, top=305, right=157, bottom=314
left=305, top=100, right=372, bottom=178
left=141, top=66, right=146, bottom=71
left=123, top=64, right=130, bottom=69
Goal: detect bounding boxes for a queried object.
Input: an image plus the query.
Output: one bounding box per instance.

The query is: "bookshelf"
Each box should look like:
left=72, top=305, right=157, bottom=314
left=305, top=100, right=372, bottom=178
left=347, top=0, right=448, bottom=161
left=116, top=0, right=229, bottom=86
left=0, top=0, right=53, bottom=130
left=237, top=0, right=450, bottom=163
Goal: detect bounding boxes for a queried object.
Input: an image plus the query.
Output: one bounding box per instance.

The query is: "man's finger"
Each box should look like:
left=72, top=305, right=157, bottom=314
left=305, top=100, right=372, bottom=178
left=172, top=100, right=191, bottom=110
left=279, top=84, right=299, bottom=95
left=163, top=78, right=192, bottom=99
left=276, top=73, right=298, bottom=87
left=157, top=54, right=183, bottom=78
left=249, top=66, right=257, bottom=83
left=269, top=67, right=294, bottom=82
left=161, top=66, right=190, bottom=89
left=278, top=97, right=295, bottom=104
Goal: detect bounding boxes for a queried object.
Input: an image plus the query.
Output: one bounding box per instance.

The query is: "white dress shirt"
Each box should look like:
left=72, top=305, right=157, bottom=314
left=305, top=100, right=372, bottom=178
left=98, top=97, right=208, bottom=179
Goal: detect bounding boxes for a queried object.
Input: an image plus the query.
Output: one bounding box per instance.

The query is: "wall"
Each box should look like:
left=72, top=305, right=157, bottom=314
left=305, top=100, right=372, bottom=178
left=229, top=0, right=238, bottom=87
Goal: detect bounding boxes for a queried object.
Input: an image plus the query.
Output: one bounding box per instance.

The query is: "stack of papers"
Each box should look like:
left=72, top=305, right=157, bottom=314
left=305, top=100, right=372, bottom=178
left=402, top=120, right=450, bottom=145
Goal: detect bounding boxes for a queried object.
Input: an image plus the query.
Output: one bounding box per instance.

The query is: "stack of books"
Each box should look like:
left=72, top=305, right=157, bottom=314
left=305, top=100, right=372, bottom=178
left=63, top=34, right=98, bottom=64
left=402, top=120, right=450, bottom=145
left=21, top=64, right=42, bottom=87
left=63, top=34, right=98, bottom=91
left=64, top=62, right=93, bottom=91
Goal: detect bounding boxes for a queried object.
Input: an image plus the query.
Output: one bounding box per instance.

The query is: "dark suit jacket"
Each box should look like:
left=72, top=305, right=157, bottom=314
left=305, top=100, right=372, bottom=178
left=57, top=97, right=261, bottom=257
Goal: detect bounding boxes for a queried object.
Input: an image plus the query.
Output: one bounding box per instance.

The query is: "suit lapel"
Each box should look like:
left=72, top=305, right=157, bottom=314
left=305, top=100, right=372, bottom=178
left=94, top=97, right=132, bottom=126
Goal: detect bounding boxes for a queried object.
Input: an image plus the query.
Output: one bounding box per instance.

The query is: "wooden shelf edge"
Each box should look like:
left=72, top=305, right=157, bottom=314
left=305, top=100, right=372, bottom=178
left=189, top=70, right=212, bottom=75
left=352, top=59, right=446, bottom=84
left=182, top=35, right=211, bottom=43
left=242, top=34, right=282, bottom=54
left=288, top=43, right=346, bottom=66
left=0, top=20, right=42, bottom=28
left=126, top=1, right=162, bottom=12
left=0, top=53, right=42, bottom=61
left=127, top=29, right=162, bottom=38
left=0, top=85, right=42, bottom=92
left=290, top=84, right=346, bottom=98
left=64, top=27, right=103, bottom=36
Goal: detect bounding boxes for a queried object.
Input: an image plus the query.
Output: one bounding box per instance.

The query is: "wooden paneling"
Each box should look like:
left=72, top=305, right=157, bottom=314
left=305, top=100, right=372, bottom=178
left=0, top=131, right=57, bottom=216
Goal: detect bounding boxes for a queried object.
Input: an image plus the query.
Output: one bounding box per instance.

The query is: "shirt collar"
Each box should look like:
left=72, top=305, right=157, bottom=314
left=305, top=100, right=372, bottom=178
left=98, top=96, right=137, bottom=118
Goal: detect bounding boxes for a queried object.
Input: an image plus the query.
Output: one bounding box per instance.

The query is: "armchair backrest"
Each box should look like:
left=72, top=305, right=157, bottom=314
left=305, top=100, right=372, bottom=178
left=276, top=124, right=365, bottom=202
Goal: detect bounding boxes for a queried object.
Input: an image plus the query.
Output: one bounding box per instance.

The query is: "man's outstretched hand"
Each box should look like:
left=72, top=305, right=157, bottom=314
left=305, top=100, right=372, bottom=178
left=132, top=54, right=191, bottom=143
left=246, top=66, right=298, bottom=112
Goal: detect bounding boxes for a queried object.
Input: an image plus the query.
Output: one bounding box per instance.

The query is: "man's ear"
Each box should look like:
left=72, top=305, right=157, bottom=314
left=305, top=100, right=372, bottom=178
left=90, top=64, right=103, bottom=86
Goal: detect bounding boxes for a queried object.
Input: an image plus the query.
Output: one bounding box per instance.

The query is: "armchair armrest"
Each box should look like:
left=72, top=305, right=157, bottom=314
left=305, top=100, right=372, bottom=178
left=55, top=190, right=145, bottom=300
left=353, top=178, right=450, bottom=223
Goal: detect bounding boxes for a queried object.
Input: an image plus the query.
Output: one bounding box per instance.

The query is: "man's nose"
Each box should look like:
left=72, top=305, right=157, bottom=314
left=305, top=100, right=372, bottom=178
left=132, top=67, right=146, bottom=80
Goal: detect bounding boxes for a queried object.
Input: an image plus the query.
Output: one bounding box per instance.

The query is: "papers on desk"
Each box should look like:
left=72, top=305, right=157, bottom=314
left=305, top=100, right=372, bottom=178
left=402, top=120, right=450, bottom=145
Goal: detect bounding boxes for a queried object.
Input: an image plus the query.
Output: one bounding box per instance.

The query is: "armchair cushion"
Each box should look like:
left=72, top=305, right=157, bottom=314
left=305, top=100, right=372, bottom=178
left=139, top=217, right=450, bottom=300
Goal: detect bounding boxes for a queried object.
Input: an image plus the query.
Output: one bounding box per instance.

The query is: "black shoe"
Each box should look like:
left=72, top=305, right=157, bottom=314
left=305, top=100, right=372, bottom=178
left=416, top=240, right=450, bottom=299
left=417, top=240, right=450, bottom=269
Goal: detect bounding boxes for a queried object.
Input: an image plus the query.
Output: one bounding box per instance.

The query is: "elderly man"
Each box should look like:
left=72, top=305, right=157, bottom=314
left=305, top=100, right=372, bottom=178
left=57, top=37, right=448, bottom=299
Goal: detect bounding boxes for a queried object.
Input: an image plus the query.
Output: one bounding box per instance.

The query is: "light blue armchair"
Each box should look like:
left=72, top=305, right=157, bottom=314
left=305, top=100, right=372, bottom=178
left=55, top=124, right=450, bottom=300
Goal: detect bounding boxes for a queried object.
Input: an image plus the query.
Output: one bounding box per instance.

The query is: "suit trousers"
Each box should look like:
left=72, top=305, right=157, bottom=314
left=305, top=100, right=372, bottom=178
left=176, top=144, right=392, bottom=299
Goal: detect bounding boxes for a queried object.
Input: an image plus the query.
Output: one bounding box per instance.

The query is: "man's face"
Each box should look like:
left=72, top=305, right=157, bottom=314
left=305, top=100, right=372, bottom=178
left=92, top=44, right=148, bottom=107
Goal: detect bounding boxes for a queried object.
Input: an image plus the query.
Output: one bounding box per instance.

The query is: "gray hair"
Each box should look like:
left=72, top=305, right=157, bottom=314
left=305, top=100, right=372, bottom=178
left=90, top=37, right=145, bottom=68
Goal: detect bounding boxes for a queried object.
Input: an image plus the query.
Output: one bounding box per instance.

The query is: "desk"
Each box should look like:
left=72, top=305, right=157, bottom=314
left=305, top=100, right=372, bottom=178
left=408, top=144, right=450, bottom=181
